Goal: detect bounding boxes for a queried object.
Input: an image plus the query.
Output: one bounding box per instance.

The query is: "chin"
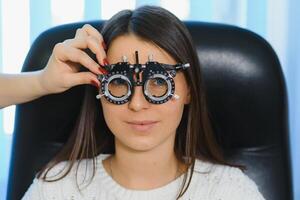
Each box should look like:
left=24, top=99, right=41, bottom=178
left=127, top=138, right=158, bottom=152
left=114, top=134, right=159, bottom=152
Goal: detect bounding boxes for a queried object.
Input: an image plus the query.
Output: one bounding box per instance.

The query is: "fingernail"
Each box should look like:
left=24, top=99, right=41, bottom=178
left=98, top=66, right=108, bottom=75
left=102, top=41, right=107, bottom=50
left=103, top=58, right=109, bottom=66
left=91, top=80, right=100, bottom=88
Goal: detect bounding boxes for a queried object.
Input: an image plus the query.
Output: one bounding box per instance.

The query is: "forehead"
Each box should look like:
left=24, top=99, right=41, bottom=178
left=106, top=34, right=177, bottom=64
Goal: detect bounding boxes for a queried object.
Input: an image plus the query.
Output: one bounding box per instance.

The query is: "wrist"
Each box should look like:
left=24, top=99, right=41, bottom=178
left=35, top=69, right=52, bottom=96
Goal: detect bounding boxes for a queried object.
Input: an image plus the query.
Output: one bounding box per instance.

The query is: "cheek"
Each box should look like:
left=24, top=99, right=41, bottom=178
left=160, top=80, right=188, bottom=131
left=162, top=100, right=185, bottom=131
left=100, top=100, right=124, bottom=134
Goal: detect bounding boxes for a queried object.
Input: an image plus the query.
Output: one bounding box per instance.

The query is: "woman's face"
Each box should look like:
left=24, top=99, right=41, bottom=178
left=100, top=34, right=190, bottom=152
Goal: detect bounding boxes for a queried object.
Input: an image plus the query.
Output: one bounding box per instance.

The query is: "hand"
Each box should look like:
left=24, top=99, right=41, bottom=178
left=38, top=24, right=108, bottom=94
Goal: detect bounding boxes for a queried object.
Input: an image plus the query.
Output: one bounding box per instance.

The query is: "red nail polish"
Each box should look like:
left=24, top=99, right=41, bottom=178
left=103, top=58, right=109, bottom=66
left=99, top=67, right=108, bottom=75
left=102, top=41, right=107, bottom=50
left=91, top=80, right=100, bottom=88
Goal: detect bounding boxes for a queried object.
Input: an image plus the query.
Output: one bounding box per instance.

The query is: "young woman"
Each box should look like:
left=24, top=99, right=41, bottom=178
left=22, top=5, right=265, bottom=200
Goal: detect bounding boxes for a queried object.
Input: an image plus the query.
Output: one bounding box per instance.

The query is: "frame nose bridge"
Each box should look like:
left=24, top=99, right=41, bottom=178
left=132, top=63, right=145, bottom=86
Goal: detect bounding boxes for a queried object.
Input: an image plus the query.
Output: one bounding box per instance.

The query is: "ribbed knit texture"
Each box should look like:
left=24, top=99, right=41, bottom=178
left=22, top=154, right=265, bottom=200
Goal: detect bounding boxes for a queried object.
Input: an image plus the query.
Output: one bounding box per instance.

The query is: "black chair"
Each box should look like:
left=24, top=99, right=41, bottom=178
left=6, top=20, right=293, bottom=200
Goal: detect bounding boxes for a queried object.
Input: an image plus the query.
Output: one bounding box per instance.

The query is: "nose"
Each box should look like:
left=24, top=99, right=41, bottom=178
left=128, top=86, right=150, bottom=111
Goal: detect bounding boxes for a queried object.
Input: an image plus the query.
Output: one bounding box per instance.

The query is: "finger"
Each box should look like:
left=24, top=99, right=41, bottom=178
left=53, top=43, right=102, bottom=75
left=63, top=36, right=107, bottom=66
left=81, top=24, right=104, bottom=43
left=65, top=61, right=81, bottom=72
left=86, top=36, right=107, bottom=66
left=75, top=28, right=85, bottom=38
left=67, top=71, right=100, bottom=88
left=79, top=24, right=107, bottom=62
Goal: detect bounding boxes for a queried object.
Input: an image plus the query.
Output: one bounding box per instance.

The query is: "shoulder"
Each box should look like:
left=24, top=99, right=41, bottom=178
left=22, top=155, right=108, bottom=200
left=191, top=159, right=265, bottom=200
left=41, top=154, right=110, bottom=180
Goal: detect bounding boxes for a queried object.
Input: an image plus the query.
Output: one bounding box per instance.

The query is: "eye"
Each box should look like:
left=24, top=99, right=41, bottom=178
left=111, top=78, right=126, bottom=85
left=108, top=77, right=130, bottom=98
left=152, top=78, right=165, bottom=86
left=146, top=77, right=168, bottom=98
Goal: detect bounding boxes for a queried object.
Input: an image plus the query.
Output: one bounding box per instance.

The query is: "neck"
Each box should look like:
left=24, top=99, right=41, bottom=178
left=107, top=136, right=185, bottom=190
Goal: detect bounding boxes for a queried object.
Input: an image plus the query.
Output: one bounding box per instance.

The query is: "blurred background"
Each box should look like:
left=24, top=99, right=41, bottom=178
left=0, top=0, right=299, bottom=199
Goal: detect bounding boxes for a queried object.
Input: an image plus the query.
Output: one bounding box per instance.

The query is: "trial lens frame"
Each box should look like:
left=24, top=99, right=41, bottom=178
left=96, top=51, right=190, bottom=105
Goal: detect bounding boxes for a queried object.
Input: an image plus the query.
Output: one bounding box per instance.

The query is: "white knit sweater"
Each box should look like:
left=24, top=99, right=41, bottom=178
left=22, top=154, right=265, bottom=200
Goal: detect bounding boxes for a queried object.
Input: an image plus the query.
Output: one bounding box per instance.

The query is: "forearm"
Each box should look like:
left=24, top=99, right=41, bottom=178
left=0, top=71, right=48, bottom=108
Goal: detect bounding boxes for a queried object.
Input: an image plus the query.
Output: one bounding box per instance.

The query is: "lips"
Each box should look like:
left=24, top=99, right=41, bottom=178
left=127, top=120, right=159, bottom=131
left=127, top=120, right=158, bottom=125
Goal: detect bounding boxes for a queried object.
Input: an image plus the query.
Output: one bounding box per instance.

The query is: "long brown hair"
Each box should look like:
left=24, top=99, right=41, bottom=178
left=37, top=5, right=243, bottom=199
